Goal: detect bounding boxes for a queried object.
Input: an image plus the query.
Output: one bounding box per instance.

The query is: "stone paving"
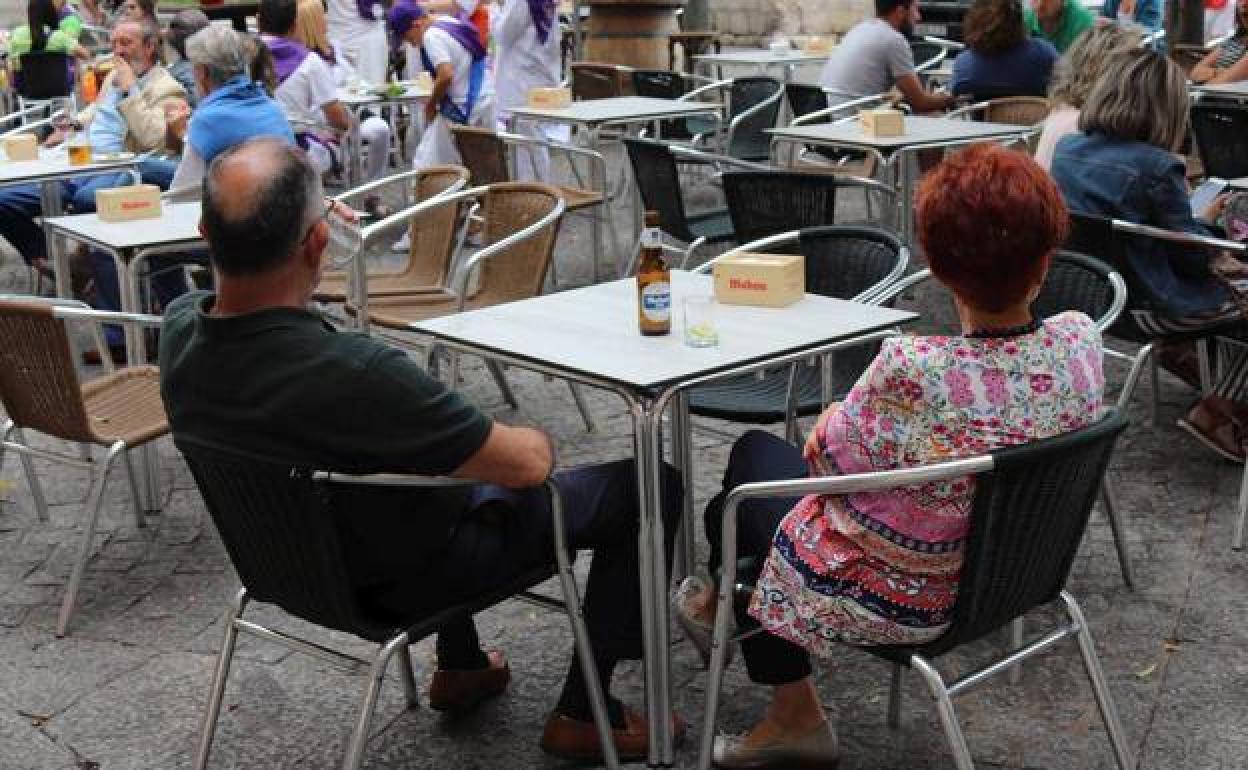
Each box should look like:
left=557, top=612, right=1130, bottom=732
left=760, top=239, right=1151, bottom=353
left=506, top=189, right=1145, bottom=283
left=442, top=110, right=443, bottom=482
left=1, top=160, right=1247, bottom=770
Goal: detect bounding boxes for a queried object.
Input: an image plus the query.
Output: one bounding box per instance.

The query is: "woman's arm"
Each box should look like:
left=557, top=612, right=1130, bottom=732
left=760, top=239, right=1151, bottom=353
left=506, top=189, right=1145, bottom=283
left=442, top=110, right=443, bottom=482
left=1208, top=49, right=1248, bottom=83
left=1191, top=46, right=1223, bottom=83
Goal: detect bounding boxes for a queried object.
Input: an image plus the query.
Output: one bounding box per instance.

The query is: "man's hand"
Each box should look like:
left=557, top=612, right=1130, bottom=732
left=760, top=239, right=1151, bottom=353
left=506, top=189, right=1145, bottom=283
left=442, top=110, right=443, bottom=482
left=111, top=58, right=136, bottom=93
left=164, top=99, right=191, bottom=140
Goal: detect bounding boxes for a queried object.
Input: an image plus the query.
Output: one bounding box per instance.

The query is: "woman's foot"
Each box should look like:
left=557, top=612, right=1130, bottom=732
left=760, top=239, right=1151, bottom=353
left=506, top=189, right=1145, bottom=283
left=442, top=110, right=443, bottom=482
left=427, top=649, right=510, bottom=713
left=712, top=719, right=839, bottom=769
left=672, top=575, right=735, bottom=667
left=540, top=701, right=687, bottom=763
left=1178, top=396, right=1247, bottom=462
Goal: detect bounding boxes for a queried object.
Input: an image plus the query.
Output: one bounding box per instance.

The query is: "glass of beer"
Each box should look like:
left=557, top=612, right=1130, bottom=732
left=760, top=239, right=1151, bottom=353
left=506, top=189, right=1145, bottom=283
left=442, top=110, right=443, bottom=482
left=67, top=135, right=92, bottom=166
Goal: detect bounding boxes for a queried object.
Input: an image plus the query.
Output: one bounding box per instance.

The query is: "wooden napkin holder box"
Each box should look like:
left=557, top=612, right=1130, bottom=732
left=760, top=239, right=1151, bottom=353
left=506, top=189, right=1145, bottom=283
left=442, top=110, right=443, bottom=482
left=802, top=36, right=833, bottom=54
left=713, top=252, right=805, bottom=307
left=96, top=184, right=163, bottom=222
left=860, top=107, right=905, bottom=138
left=3, top=134, right=38, bottom=161
left=528, top=87, right=572, bottom=109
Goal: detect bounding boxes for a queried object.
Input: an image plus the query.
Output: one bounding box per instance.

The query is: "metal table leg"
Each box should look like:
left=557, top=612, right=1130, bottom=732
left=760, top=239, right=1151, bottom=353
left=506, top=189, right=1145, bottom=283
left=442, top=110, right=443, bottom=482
left=119, top=247, right=159, bottom=512
left=630, top=402, right=664, bottom=766
left=40, top=180, right=71, bottom=299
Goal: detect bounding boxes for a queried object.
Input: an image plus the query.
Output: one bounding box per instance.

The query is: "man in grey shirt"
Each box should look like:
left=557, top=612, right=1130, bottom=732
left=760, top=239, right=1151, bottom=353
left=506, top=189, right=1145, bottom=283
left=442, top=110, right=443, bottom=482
left=820, top=0, right=954, bottom=112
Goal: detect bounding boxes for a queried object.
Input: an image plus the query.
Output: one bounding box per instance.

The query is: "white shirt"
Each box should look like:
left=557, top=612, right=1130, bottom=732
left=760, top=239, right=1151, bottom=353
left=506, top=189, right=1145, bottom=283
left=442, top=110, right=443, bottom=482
left=406, top=22, right=494, bottom=105
left=494, top=0, right=559, bottom=112
left=327, top=0, right=383, bottom=35
left=274, top=51, right=340, bottom=130
left=326, top=42, right=357, bottom=88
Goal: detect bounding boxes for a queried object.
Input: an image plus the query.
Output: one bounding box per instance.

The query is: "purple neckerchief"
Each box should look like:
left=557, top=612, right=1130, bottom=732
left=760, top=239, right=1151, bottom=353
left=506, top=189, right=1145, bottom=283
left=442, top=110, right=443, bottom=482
left=356, top=0, right=377, bottom=21
left=432, top=18, right=486, bottom=61
left=527, top=0, right=556, bottom=44
left=262, top=34, right=311, bottom=84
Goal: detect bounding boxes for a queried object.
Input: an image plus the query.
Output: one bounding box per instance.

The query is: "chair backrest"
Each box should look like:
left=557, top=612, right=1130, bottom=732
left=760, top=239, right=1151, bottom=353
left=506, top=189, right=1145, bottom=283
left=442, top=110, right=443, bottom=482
left=451, top=125, right=512, bottom=186
left=16, top=52, right=73, bottom=101
left=632, top=68, right=684, bottom=99
left=0, top=299, right=95, bottom=443
left=623, top=137, right=694, bottom=242
left=723, top=171, right=844, bottom=243
left=1030, top=251, right=1120, bottom=331
left=726, top=76, right=783, bottom=161
left=909, top=40, right=945, bottom=73
left=403, top=164, right=472, bottom=286
left=570, top=62, right=629, bottom=100
left=470, top=182, right=563, bottom=307
left=1190, top=103, right=1248, bottom=180
left=796, top=225, right=907, bottom=301
left=981, top=96, right=1051, bottom=126
left=174, top=437, right=393, bottom=641
left=785, top=82, right=829, bottom=123
left=923, top=409, right=1129, bottom=656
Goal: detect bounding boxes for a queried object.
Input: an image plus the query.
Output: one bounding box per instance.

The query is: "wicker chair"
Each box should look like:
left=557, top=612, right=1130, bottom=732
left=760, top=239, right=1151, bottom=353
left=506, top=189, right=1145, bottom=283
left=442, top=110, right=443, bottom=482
left=0, top=297, right=168, bottom=637
left=181, top=441, right=618, bottom=770
left=685, top=226, right=908, bottom=441
left=722, top=169, right=895, bottom=242
left=1190, top=102, right=1248, bottom=180
left=452, top=125, right=616, bottom=284
left=313, top=166, right=471, bottom=303
left=696, top=410, right=1134, bottom=770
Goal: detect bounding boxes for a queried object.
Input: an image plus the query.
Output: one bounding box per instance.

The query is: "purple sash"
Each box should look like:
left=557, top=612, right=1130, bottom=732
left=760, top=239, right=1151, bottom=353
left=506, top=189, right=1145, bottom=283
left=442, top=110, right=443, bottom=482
left=527, top=0, right=556, bottom=44
left=431, top=18, right=486, bottom=61
left=262, top=34, right=311, bottom=85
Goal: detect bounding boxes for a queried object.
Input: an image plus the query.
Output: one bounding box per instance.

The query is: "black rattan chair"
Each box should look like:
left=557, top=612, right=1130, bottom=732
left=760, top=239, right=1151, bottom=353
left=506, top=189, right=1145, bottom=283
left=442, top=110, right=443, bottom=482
left=682, top=76, right=783, bottom=161
left=697, top=409, right=1134, bottom=770
left=909, top=39, right=947, bottom=73
left=1190, top=103, right=1248, bottom=180
left=182, top=439, right=618, bottom=770
left=722, top=169, right=895, bottom=243
left=632, top=69, right=695, bottom=139
left=686, top=226, right=909, bottom=440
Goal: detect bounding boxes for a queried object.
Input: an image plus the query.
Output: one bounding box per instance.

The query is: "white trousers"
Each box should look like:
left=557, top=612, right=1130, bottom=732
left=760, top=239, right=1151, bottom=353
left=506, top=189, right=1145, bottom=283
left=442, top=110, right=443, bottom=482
left=411, top=96, right=497, bottom=169
left=359, top=114, right=392, bottom=181
left=329, top=23, right=389, bottom=85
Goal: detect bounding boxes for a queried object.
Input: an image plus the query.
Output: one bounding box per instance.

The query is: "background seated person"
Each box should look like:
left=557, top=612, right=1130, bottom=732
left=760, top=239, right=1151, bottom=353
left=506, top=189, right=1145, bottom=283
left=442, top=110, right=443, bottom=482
left=8, top=0, right=89, bottom=74
left=819, top=0, right=954, bottom=112
left=676, top=144, right=1103, bottom=770
left=1052, top=48, right=1248, bottom=462
left=952, top=0, right=1058, bottom=99
left=1100, top=0, right=1162, bottom=35
left=1034, top=23, right=1139, bottom=169
left=160, top=137, right=684, bottom=764
left=1191, top=0, right=1248, bottom=83
left=258, top=0, right=351, bottom=176
left=1025, top=0, right=1095, bottom=52
left=164, top=9, right=211, bottom=106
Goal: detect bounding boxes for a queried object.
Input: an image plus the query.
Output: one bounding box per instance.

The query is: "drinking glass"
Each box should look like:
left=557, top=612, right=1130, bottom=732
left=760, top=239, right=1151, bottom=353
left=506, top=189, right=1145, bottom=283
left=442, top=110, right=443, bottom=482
left=683, top=296, right=719, bottom=348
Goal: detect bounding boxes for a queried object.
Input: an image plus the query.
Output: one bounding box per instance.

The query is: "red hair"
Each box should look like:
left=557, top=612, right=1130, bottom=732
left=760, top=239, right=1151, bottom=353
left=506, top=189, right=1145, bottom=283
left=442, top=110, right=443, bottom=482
left=916, top=144, right=1068, bottom=313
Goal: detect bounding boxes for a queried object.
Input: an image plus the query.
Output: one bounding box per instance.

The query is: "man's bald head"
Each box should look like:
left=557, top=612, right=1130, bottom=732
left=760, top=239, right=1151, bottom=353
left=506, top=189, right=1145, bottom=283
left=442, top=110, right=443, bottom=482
left=201, top=138, right=323, bottom=276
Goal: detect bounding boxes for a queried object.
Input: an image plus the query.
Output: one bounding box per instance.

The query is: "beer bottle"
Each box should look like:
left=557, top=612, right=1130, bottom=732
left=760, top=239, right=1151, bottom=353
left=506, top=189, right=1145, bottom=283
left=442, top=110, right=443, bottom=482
left=637, top=211, right=671, bottom=336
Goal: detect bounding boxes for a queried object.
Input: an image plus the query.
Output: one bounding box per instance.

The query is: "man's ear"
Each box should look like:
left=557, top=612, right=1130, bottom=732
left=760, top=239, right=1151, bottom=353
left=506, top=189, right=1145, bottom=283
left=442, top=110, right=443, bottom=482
left=302, top=219, right=329, bottom=271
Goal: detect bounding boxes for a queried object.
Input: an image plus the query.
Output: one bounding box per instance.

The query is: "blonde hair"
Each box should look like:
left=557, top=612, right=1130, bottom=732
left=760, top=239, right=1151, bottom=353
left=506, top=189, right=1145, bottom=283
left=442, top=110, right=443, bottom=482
left=1078, top=48, right=1190, bottom=152
left=293, top=0, right=332, bottom=59
left=1047, top=24, right=1140, bottom=109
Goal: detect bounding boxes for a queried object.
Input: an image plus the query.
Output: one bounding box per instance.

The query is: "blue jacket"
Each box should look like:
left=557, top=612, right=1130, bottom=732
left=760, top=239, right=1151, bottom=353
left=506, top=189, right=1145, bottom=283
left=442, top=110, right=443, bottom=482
left=1101, top=0, right=1163, bottom=33
left=1050, top=132, right=1227, bottom=318
left=187, top=75, right=295, bottom=165
left=950, top=38, right=1058, bottom=98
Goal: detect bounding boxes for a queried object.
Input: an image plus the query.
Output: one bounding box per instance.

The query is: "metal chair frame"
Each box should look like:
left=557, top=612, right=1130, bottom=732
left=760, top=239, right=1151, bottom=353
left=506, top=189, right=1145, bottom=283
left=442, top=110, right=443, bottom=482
left=678, top=76, right=784, bottom=159
left=696, top=415, right=1135, bottom=770
left=0, top=298, right=166, bottom=636
left=189, top=467, right=618, bottom=770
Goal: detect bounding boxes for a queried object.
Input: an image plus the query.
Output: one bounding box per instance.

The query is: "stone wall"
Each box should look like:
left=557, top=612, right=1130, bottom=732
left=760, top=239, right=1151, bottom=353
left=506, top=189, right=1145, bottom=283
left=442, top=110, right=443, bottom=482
left=710, top=0, right=871, bottom=44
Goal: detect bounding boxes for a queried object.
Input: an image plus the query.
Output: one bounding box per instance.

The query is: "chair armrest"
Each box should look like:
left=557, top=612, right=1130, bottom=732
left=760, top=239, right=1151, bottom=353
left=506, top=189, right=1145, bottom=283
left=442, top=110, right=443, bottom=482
left=52, top=306, right=164, bottom=327
left=1110, top=219, right=1248, bottom=254
left=669, top=143, right=771, bottom=170
left=727, top=86, right=783, bottom=139
left=335, top=169, right=469, bottom=207
left=945, top=100, right=991, bottom=121
left=693, top=231, right=801, bottom=274
left=922, top=35, right=965, bottom=51
left=680, top=79, right=732, bottom=102
left=449, top=197, right=568, bottom=305
left=869, top=268, right=932, bottom=306
left=314, top=471, right=480, bottom=487
left=0, top=106, right=66, bottom=136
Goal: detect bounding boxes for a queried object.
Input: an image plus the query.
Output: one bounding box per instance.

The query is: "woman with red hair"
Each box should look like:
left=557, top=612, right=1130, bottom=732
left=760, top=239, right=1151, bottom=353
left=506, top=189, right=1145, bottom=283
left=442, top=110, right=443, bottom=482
left=677, top=144, right=1106, bottom=768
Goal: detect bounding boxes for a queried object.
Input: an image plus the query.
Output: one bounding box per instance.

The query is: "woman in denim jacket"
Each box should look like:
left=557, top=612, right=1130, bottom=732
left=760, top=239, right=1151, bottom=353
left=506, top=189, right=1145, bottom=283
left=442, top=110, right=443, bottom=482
left=1051, top=48, right=1248, bottom=461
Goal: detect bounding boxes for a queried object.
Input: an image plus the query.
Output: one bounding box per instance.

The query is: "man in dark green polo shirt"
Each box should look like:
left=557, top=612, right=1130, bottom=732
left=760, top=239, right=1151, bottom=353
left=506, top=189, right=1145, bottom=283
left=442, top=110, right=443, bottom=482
left=159, top=137, right=681, bottom=762
left=1025, top=0, right=1095, bottom=52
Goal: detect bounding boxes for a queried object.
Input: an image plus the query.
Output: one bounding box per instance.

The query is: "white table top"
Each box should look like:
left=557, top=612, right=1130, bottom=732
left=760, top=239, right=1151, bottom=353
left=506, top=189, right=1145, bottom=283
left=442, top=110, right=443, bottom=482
left=412, top=270, right=916, bottom=391
left=0, top=148, right=139, bottom=186
left=337, top=84, right=431, bottom=106
left=506, top=96, right=723, bottom=127
left=1192, top=81, right=1248, bottom=97
left=44, top=200, right=204, bottom=251
left=694, top=49, right=830, bottom=66
left=769, top=115, right=1031, bottom=151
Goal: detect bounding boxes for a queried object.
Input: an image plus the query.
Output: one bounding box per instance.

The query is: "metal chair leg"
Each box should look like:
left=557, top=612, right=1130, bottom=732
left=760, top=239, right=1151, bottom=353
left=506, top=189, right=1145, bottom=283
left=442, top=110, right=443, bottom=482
left=57, top=442, right=124, bottom=637
left=11, top=427, right=49, bottom=523
left=1060, top=592, right=1136, bottom=770
left=1007, top=617, right=1024, bottom=685
left=342, top=634, right=407, bottom=770
left=910, top=655, right=975, bottom=770
left=121, top=449, right=146, bottom=529
left=1149, top=350, right=1161, bottom=428
left=887, top=663, right=903, bottom=728
left=1196, top=337, right=1213, bottom=395
left=569, top=383, right=597, bottom=433
left=485, top=359, right=519, bottom=410
left=1100, top=478, right=1136, bottom=587
left=396, top=642, right=420, bottom=709
left=193, top=588, right=249, bottom=770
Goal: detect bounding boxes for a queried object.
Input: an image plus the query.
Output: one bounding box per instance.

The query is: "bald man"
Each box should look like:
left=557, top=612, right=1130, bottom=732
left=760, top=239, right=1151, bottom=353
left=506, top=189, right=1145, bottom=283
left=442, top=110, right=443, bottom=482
left=159, top=138, right=683, bottom=763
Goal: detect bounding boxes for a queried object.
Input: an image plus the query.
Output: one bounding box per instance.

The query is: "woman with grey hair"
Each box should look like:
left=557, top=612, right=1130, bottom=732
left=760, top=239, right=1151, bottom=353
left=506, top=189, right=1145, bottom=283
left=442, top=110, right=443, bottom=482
left=1033, top=23, right=1139, bottom=169
left=1051, top=48, right=1248, bottom=462
left=165, top=10, right=211, bottom=105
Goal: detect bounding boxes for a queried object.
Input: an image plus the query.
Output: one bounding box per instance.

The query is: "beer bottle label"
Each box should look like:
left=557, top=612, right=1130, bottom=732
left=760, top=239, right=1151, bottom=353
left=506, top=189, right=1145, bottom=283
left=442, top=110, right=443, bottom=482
left=641, top=227, right=662, bottom=250
left=640, top=281, right=671, bottom=323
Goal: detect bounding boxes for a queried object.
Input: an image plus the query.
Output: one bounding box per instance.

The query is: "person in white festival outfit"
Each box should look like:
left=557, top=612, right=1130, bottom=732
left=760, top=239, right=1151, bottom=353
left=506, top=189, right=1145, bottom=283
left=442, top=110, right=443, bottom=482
left=325, top=0, right=390, bottom=85
left=494, top=0, right=560, bottom=181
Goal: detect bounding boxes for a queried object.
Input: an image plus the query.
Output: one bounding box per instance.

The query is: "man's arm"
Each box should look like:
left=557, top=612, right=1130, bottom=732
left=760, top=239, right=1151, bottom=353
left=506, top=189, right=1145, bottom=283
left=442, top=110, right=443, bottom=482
left=452, top=422, right=555, bottom=488
left=424, top=62, right=455, bottom=121
left=118, top=70, right=187, bottom=153
left=894, top=73, right=954, bottom=113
